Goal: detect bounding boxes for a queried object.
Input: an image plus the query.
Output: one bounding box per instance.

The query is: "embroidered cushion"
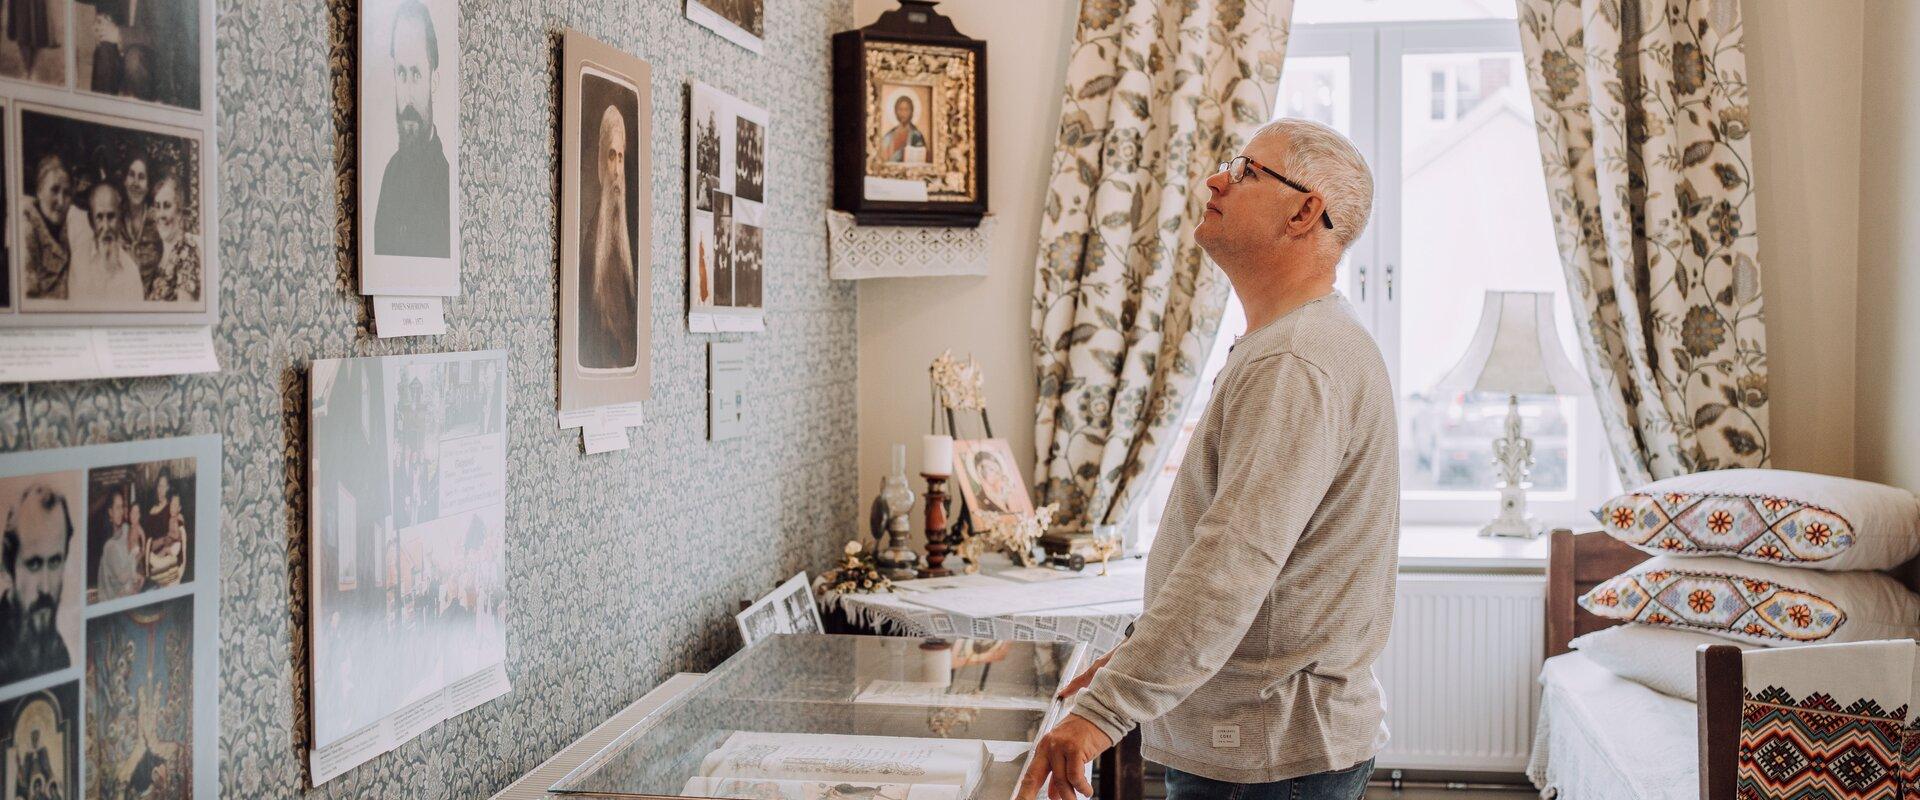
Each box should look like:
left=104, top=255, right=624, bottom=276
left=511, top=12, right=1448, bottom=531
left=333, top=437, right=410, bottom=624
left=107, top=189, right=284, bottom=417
left=1594, top=468, right=1920, bottom=571
left=1570, top=624, right=1755, bottom=701
left=1577, top=556, right=1920, bottom=647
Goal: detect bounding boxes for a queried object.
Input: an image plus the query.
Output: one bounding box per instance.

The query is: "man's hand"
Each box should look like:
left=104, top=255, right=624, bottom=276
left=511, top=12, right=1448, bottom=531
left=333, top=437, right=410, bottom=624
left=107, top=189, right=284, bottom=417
left=1055, top=651, right=1113, bottom=700
left=1015, top=714, right=1113, bottom=800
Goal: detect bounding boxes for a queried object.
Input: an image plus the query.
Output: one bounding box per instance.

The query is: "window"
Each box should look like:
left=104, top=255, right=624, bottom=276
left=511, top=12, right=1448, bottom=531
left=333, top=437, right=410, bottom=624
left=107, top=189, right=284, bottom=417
left=1130, top=2, right=1611, bottom=550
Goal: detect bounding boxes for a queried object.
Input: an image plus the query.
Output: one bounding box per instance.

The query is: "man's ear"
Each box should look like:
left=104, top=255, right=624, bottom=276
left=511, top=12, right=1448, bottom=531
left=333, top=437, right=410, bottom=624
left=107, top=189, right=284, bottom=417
left=1286, top=193, right=1327, bottom=237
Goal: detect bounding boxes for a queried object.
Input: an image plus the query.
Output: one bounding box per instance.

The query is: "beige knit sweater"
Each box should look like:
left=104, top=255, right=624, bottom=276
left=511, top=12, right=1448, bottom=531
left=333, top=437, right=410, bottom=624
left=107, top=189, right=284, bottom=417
left=1069, top=292, right=1401, bottom=783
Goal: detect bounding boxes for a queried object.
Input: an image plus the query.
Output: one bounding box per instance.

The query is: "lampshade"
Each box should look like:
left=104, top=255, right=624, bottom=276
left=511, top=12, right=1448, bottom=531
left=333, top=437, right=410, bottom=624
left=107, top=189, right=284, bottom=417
left=1432, top=291, right=1587, bottom=397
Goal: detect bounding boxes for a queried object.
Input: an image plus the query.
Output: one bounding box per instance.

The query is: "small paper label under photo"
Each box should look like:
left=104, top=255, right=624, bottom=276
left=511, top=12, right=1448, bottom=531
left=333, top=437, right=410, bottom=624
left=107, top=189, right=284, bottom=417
left=600, top=402, right=645, bottom=429
left=582, top=423, right=631, bottom=454
left=558, top=407, right=601, bottom=429
left=372, top=296, right=448, bottom=338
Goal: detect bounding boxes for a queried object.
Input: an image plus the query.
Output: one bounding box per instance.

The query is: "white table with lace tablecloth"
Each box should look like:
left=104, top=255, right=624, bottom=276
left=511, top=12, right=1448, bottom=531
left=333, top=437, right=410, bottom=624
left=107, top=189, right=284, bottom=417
left=826, top=556, right=1145, bottom=655
left=826, top=555, right=1149, bottom=800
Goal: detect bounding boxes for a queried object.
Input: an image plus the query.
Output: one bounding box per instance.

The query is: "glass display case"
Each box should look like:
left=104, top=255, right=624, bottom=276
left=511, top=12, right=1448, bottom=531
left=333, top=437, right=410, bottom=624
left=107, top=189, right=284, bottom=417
left=551, top=634, right=1088, bottom=799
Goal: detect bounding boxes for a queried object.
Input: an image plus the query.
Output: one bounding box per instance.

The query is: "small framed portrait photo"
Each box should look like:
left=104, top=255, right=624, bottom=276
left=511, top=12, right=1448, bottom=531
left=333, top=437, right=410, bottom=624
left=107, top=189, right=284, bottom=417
left=952, top=439, right=1034, bottom=529
left=832, top=2, right=986, bottom=227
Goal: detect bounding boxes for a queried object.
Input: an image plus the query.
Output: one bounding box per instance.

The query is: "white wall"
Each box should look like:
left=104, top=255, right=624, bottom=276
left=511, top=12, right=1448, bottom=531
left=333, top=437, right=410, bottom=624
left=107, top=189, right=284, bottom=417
left=1855, top=0, right=1920, bottom=490
left=1743, top=0, right=1864, bottom=477
left=853, top=0, right=1078, bottom=542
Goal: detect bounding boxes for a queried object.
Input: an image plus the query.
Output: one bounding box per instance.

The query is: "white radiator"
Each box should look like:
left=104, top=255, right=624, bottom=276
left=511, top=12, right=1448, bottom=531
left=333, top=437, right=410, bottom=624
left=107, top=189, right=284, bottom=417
left=1373, top=573, right=1546, bottom=773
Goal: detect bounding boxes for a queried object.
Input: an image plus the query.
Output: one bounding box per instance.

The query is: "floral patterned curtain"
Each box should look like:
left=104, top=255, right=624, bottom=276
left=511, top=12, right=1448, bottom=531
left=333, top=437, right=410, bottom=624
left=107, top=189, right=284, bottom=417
left=1030, top=0, right=1293, bottom=533
left=1516, top=0, right=1770, bottom=486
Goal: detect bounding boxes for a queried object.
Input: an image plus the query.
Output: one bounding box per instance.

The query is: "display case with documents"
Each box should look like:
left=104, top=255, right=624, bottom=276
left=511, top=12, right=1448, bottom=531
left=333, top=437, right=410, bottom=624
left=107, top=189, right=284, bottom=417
left=549, top=634, right=1088, bottom=799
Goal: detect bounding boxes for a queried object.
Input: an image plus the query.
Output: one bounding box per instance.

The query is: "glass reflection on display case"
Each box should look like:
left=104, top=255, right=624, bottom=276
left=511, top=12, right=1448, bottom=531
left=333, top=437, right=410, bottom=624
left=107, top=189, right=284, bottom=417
left=551, top=634, right=1088, bottom=799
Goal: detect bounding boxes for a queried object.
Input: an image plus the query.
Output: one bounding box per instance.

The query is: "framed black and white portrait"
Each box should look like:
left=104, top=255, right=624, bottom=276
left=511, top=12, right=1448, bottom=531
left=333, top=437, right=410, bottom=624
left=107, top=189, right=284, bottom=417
left=75, top=0, right=202, bottom=110
left=12, top=104, right=206, bottom=316
left=357, top=0, right=460, bottom=297
left=559, top=31, right=652, bottom=412
left=686, top=0, right=763, bottom=54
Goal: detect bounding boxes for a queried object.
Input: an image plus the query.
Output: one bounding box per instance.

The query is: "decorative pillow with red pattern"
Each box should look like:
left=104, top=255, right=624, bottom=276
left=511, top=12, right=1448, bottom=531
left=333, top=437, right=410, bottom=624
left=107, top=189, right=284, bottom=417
left=1595, top=469, right=1920, bottom=571
left=1577, top=556, right=1920, bottom=647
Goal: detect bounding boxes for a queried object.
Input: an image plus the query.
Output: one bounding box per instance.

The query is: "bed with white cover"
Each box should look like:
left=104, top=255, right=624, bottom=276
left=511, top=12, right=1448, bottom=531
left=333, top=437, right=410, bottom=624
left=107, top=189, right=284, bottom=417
left=1535, top=526, right=1920, bottom=800
left=1526, top=651, right=1696, bottom=800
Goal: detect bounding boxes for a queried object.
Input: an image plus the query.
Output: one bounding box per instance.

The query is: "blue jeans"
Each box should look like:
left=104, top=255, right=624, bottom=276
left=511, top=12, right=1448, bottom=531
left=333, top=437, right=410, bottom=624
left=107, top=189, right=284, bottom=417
left=1165, top=758, right=1375, bottom=800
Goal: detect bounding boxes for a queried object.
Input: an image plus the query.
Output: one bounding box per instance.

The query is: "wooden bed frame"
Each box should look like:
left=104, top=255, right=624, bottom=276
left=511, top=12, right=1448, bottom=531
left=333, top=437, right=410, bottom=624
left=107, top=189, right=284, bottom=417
left=1545, top=528, right=1920, bottom=800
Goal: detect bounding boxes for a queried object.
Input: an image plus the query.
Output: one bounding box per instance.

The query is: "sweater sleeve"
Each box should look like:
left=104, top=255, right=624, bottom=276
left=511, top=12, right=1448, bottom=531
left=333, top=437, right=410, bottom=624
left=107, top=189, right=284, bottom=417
left=1068, top=352, right=1344, bottom=743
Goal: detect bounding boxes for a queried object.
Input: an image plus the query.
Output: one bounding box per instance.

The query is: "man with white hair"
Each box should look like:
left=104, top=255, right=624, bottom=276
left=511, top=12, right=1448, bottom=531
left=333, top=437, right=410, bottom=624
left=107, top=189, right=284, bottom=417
left=1018, top=119, right=1399, bottom=800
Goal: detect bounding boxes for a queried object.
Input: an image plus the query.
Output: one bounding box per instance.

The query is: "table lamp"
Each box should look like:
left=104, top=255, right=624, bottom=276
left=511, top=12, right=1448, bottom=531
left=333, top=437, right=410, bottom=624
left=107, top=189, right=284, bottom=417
left=1432, top=291, right=1587, bottom=538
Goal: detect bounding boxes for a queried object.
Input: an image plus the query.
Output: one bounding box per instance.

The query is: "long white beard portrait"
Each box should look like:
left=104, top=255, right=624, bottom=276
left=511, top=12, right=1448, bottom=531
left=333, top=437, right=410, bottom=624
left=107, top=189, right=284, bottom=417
left=558, top=32, right=653, bottom=411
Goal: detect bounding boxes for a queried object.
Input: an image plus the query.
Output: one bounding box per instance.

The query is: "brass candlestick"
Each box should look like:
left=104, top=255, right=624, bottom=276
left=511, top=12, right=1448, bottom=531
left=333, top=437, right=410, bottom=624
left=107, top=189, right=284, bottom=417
left=919, top=474, right=953, bottom=578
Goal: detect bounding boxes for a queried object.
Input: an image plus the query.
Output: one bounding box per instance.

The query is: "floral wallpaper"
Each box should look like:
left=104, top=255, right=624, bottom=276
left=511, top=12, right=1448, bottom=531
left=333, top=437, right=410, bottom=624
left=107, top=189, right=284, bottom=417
left=0, top=1, right=857, bottom=796
left=1517, top=0, right=1770, bottom=486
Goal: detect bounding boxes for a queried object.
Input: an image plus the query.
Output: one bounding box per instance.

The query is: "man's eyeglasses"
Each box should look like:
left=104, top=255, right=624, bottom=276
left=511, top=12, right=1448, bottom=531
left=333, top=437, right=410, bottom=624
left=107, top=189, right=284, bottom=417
left=1217, top=155, right=1334, bottom=229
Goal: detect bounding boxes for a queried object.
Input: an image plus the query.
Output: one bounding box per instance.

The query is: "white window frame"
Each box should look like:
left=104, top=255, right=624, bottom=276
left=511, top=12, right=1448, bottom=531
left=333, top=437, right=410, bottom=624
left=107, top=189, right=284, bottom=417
left=1288, top=20, right=1611, bottom=528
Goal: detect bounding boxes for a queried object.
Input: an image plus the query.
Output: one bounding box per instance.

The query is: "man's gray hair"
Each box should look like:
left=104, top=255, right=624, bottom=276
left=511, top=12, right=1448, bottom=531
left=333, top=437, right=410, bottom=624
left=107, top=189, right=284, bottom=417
left=1256, top=118, right=1374, bottom=251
